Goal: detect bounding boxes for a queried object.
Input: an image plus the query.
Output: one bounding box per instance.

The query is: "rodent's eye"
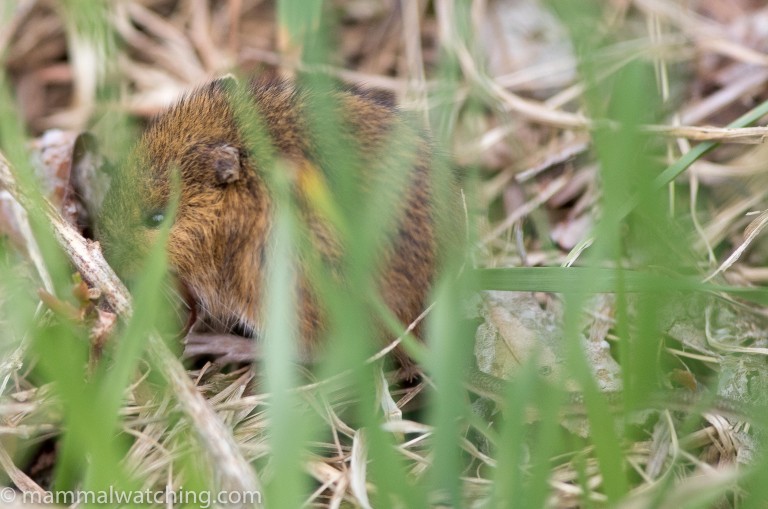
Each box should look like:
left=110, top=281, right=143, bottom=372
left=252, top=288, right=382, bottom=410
left=143, top=211, right=165, bottom=229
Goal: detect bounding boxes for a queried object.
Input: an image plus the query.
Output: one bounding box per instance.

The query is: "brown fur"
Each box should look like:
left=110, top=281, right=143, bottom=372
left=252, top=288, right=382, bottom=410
left=98, top=77, right=458, bottom=365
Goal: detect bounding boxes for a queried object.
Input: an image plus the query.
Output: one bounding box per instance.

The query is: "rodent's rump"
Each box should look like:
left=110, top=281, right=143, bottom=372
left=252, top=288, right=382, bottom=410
left=97, top=76, right=459, bottom=363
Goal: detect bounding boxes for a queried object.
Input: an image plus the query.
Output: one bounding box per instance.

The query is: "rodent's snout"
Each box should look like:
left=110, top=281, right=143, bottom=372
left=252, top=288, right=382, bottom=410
left=97, top=208, right=163, bottom=281
left=97, top=174, right=172, bottom=282
left=99, top=234, right=138, bottom=281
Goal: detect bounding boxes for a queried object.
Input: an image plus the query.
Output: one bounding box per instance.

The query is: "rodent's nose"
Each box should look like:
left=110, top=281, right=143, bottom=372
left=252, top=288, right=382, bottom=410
left=100, top=237, right=137, bottom=281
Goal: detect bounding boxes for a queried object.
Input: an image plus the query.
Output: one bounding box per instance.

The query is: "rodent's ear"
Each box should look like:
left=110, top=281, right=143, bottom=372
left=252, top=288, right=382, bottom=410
left=212, top=144, right=241, bottom=185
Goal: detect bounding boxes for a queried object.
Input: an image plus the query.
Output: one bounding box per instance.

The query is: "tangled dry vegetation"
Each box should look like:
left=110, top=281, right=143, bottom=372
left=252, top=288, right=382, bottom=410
left=3, top=0, right=768, bottom=507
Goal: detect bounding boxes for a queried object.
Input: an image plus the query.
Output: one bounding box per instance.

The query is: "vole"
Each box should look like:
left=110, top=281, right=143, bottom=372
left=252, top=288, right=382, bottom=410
left=93, top=79, right=750, bottom=425
left=97, top=76, right=458, bottom=367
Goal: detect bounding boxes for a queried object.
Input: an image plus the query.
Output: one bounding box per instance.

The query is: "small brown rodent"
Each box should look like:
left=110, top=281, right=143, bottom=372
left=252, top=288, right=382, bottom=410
left=97, top=76, right=457, bottom=365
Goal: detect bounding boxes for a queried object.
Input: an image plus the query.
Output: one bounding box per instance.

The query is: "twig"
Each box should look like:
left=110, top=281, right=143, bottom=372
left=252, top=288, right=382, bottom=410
left=0, top=0, right=37, bottom=56
left=481, top=174, right=570, bottom=245
left=643, top=125, right=768, bottom=144
left=400, top=0, right=429, bottom=125
left=0, top=442, right=47, bottom=496
left=227, top=0, right=243, bottom=56
left=188, top=0, right=225, bottom=73
left=681, top=68, right=768, bottom=125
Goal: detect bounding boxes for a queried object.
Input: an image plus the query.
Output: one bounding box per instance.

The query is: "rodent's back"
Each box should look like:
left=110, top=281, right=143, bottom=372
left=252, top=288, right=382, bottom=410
left=98, top=77, right=458, bottom=363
